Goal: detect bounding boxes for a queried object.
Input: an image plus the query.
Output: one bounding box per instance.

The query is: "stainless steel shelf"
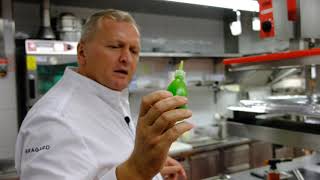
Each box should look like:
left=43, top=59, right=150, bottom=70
left=140, top=52, right=242, bottom=58
left=227, top=121, right=320, bottom=150
left=226, top=54, right=320, bottom=72
left=31, top=55, right=77, bottom=66
left=224, top=48, right=320, bottom=71
left=27, top=51, right=242, bottom=59
left=25, top=39, right=242, bottom=59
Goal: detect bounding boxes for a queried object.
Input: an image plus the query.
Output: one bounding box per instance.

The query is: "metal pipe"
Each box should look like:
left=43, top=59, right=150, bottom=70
left=293, top=169, right=305, bottom=180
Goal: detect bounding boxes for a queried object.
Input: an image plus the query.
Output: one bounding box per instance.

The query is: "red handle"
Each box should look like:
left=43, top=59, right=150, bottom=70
left=224, top=48, right=320, bottom=65
left=0, top=58, right=8, bottom=64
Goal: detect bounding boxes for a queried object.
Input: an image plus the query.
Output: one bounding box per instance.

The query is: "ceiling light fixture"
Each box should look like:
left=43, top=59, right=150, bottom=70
left=162, top=0, right=259, bottom=12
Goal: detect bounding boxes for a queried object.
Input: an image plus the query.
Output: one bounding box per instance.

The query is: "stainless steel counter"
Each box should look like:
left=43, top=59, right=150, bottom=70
left=0, top=167, right=17, bottom=180
left=171, top=136, right=251, bottom=157
left=0, top=173, right=18, bottom=180
left=0, top=160, right=17, bottom=180
left=190, top=136, right=251, bottom=153
left=204, top=152, right=320, bottom=180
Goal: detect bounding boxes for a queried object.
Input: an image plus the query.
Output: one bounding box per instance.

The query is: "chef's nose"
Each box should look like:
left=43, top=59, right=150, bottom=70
left=119, top=48, right=131, bottom=64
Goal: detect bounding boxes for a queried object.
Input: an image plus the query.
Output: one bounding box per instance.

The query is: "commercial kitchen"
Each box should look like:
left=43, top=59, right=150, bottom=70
left=1, top=0, right=320, bottom=179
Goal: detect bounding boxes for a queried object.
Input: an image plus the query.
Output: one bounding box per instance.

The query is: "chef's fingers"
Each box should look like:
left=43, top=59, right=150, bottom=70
left=151, top=109, right=192, bottom=135
left=161, top=122, right=194, bottom=145
left=161, top=166, right=181, bottom=176
left=143, top=96, right=188, bottom=126
left=163, top=174, right=178, bottom=180
left=139, top=90, right=172, bottom=117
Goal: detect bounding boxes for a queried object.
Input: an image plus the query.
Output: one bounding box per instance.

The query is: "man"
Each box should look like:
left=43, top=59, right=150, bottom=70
left=15, top=9, right=193, bottom=180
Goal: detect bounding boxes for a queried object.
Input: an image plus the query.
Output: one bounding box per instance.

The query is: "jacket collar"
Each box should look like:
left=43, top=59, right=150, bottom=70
left=62, top=67, right=129, bottom=110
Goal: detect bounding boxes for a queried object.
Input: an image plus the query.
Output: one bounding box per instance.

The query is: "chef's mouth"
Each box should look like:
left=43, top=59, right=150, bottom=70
left=114, top=70, right=128, bottom=75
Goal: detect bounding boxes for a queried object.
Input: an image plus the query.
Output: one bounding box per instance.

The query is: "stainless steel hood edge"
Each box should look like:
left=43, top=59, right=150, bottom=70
left=228, top=121, right=320, bottom=150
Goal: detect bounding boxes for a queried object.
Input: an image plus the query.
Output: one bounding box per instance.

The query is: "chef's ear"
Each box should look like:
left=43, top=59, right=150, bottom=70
left=77, top=41, right=86, bottom=66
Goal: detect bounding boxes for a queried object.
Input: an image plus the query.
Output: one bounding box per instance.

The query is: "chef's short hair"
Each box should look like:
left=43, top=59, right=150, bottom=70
left=81, top=9, right=139, bottom=42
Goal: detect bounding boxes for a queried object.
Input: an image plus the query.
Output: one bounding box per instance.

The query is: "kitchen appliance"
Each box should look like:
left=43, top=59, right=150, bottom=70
left=16, top=39, right=78, bottom=124
left=258, top=0, right=294, bottom=40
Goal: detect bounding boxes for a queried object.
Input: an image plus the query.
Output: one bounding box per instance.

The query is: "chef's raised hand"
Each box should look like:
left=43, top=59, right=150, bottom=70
left=117, top=90, right=193, bottom=180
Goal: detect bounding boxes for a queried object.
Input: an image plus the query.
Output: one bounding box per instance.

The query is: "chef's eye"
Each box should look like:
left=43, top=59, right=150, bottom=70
left=130, top=49, right=138, bottom=55
left=108, top=45, right=120, bottom=49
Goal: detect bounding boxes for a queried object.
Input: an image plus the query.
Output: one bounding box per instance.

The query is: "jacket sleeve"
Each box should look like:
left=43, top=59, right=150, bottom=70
left=15, top=113, right=118, bottom=180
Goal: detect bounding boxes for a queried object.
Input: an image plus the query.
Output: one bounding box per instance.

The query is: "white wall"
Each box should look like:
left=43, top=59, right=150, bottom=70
left=0, top=18, right=18, bottom=160
left=135, top=13, right=224, bottom=54
left=129, top=59, right=227, bottom=127
left=0, top=74, right=18, bottom=160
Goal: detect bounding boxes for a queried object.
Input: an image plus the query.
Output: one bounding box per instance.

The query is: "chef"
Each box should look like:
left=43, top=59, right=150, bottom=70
left=15, top=9, right=193, bottom=180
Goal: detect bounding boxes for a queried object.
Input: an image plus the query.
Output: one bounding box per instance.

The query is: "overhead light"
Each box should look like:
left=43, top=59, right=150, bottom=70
left=162, top=0, right=259, bottom=12
left=252, top=17, right=261, bottom=31
left=230, top=10, right=242, bottom=36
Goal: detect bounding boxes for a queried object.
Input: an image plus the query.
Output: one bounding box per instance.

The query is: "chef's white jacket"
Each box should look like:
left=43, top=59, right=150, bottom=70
left=15, top=67, right=163, bottom=180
